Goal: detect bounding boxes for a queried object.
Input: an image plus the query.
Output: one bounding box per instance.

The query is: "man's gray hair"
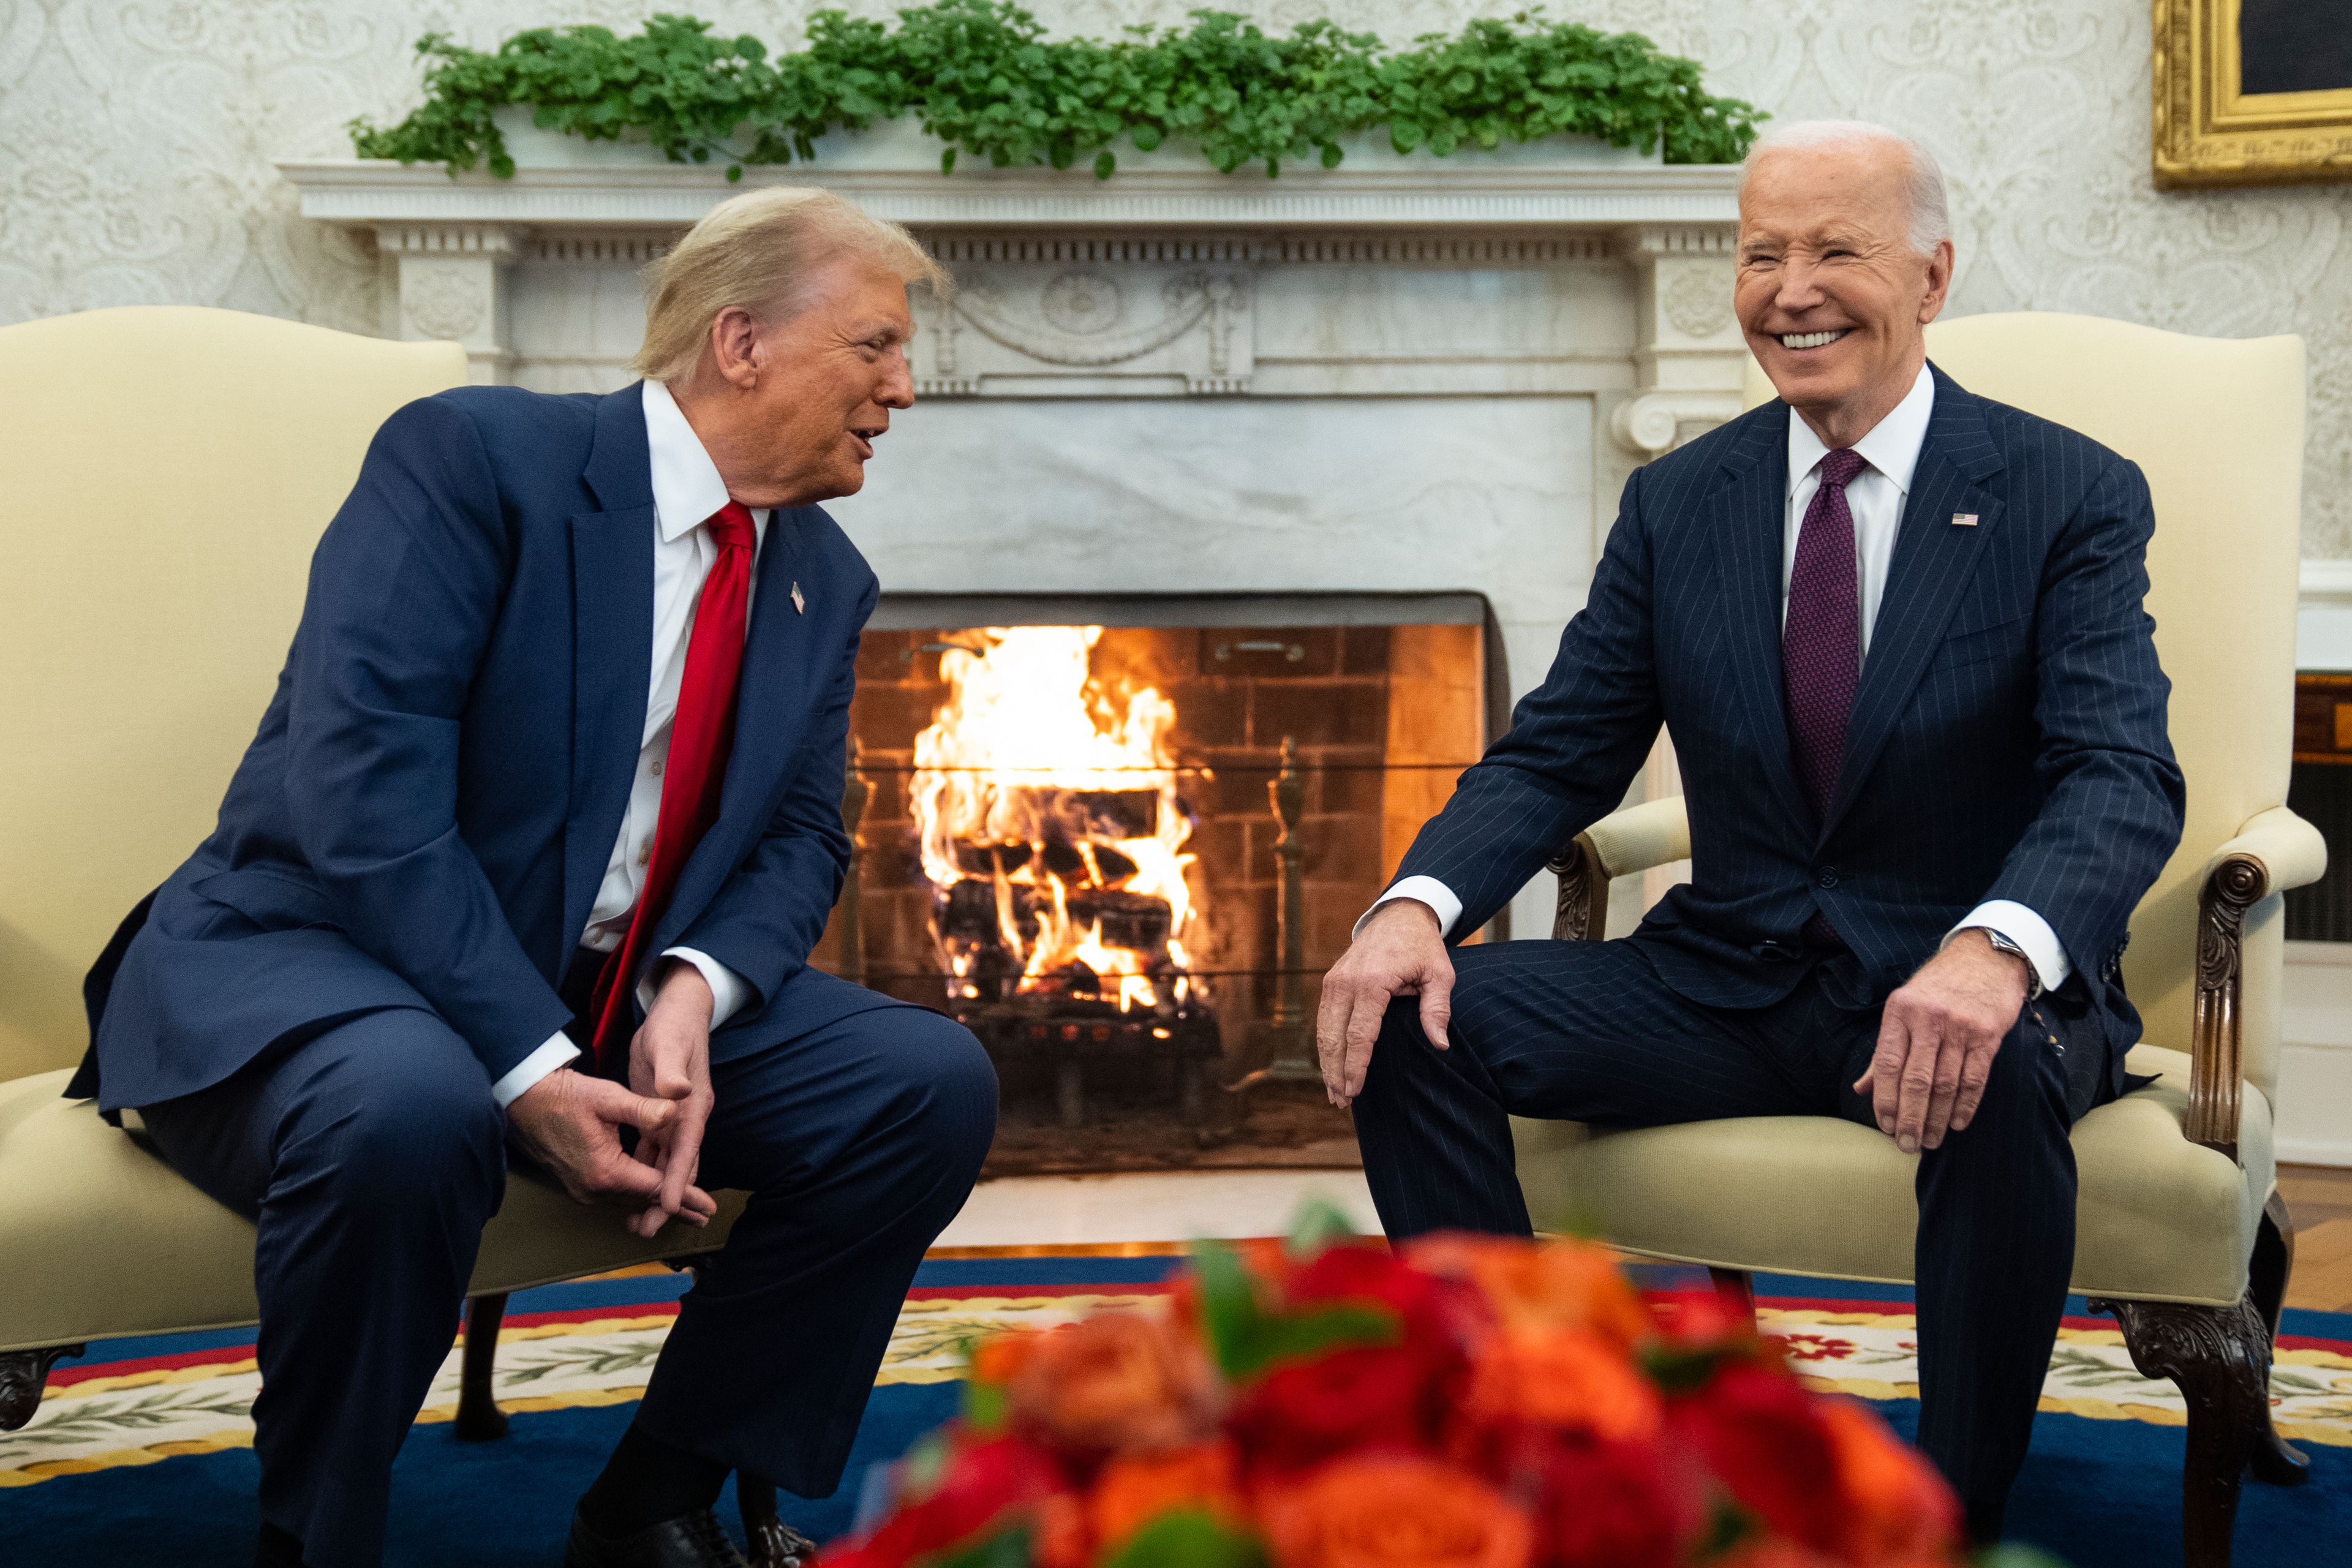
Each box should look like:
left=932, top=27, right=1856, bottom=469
left=1741, top=119, right=1951, bottom=255
left=632, top=186, right=951, bottom=383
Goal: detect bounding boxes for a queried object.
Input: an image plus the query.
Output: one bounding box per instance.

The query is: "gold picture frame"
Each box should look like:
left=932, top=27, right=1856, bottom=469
left=2154, top=0, right=2352, bottom=188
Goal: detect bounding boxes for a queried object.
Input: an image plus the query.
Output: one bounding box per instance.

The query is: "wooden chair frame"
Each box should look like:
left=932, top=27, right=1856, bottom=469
left=1545, top=823, right=2310, bottom=1566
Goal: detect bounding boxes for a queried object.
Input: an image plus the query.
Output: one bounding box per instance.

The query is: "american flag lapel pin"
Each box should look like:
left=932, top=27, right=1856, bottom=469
left=791, top=581, right=806, bottom=614
left=1951, top=511, right=1979, bottom=527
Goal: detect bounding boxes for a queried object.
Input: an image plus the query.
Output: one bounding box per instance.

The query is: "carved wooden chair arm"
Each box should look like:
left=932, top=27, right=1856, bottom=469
left=1547, top=796, right=1692, bottom=941
left=2188, top=805, right=2328, bottom=1161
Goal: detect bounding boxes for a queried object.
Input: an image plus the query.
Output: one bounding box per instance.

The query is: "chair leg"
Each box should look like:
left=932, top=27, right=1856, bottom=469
left=1708, top=1267, right=1757, bottom=1327
left=0, top=1345, right=83, bottom=1431
left=739, top=1472, right=817, bottom=1567
left=2095, top=1292, right=2272, bottom=1568
left=2247, top=1191, right=2310, bottom=1485
left=453, top=1292, right=510, bottom=1442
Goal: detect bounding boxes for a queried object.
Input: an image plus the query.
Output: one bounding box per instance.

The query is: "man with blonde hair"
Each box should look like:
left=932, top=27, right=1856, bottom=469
left=1324, top=120, right=2184, bottom=1539
left=70, top=186, right=992, bottom=1568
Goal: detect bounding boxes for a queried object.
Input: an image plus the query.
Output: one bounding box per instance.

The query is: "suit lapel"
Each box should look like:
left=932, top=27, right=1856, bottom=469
left=1820, top=369, right=2007, bottom=839
left=1712, top=407, right=1815, bottom=833
left=562, top=386, right=658, bottom=951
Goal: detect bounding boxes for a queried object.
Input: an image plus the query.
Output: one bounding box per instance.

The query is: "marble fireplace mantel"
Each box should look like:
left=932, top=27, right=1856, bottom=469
left=277, top=149, right=1749, bottom=453
left=280, top=145, right=1749, bottom=941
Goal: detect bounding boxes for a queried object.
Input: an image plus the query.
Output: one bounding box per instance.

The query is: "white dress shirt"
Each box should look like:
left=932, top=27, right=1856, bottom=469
left=488, top=380, right=771, bottom=1107
left=1368, top=363, right=2071, bottom=993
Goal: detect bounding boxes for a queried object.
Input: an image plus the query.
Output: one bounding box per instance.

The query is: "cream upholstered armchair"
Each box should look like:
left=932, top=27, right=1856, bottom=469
left=0, top=309, right=744, bottom=1446
left=1517, top=314, right=2319, bottom=1567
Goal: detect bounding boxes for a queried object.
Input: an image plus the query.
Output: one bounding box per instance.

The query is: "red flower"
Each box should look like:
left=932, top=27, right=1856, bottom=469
left=1234, top=1342, right=1438, bottom=1470
left=1666, top=1362, right=1844, bottom=1551
left=820, top=1433, right=1066, bottom=1568
left=1539, top=1433, right=1709, bottom=1568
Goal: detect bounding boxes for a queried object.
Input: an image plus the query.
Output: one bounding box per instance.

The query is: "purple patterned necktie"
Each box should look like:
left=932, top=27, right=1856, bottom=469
left=1785, top=447, right=1866, bottom=942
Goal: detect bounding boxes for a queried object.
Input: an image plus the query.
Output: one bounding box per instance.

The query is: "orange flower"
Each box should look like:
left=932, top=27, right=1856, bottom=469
left=1006, top=1312, right=1225, bottom=1457
left=1457, top=1326, right=1661, bottom=1444
left=1405, top=1234, right=1650, bottom=1350
left=1817, top=1398, right=1962, bottom=1567
left=1089, top=1439, right=1245, bottom=1555
left=1259, top=1454, right=1536, bottom=1568
left=970, top=1329, right=1043, bottom=1389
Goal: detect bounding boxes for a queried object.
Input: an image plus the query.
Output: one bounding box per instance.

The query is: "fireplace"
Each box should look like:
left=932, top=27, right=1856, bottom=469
left=281, top=137, right=1751, bottom=1166
left=810, top=594, right=1499, bottom=1137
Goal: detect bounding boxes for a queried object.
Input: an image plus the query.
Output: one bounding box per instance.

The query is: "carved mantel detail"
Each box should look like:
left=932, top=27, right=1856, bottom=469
left=375, top=222, right=523, bottom=385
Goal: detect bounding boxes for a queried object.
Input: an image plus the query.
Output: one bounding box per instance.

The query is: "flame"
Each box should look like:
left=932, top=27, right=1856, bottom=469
left=910, top=627, right=1204, bottom=1011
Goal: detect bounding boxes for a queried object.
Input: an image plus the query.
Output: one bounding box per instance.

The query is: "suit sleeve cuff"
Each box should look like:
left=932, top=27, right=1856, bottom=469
left=489, top=1032, right=579, bottom=1109
left=649, top=946, right=749, bottom=1029
left=1948, top=900, right=2071, bottom=994
left=1356, top=877, right=1463, bottom=941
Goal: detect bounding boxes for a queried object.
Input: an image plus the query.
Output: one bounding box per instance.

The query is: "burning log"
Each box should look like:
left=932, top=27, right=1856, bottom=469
left=909, top=626, right=1221, bottom=1127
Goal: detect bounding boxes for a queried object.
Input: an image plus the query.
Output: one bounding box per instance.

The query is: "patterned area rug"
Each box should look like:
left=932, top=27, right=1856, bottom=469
left=8, top=1256, right=2350, bottom=1567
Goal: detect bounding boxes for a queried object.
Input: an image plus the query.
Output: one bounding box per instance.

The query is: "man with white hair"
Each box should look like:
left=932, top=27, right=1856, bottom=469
left=1323, top=120, right=2184, bottom=1537
left=69, top=187, right=996, bottom=1568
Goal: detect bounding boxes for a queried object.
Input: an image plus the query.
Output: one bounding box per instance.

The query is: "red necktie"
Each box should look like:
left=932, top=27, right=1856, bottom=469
left=587, top=500, right=758, bottom=1070
left=1783, top=447, right=1864, bottom=946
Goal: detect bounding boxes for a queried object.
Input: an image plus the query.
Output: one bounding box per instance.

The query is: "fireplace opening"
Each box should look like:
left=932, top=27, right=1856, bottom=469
left=812, top=593, right=1504, bottom=1174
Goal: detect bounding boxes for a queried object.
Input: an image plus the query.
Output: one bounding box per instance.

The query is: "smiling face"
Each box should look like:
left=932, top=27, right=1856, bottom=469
left=677, top=251, right=918, bottom=510
left=1735, top=140, right=1953, bottom=447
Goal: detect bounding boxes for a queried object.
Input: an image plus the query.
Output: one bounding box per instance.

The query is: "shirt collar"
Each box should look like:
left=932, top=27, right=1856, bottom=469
left=1785, top=360, right=1937, bottom=499
left=642, top=379, right=736, bottom=544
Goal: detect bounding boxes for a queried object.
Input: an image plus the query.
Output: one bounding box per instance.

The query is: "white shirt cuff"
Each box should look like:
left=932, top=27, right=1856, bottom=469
left=645, top=946, right=749, bottom=1028
left=1356, top=876, right=1463, bottom=941
left=1948, top=900, right=2071, bottom=993
left=489, top=1032, right=580, bottom=1109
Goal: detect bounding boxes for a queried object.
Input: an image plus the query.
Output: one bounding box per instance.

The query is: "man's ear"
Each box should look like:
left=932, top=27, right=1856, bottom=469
left=1917, top=239, right=1956, bottom=326
left=708, top=306, right=764, bottom=391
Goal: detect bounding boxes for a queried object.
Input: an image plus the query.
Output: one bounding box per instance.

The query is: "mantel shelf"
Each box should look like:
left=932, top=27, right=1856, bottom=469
left=276, top=157, right=1743, bottom=233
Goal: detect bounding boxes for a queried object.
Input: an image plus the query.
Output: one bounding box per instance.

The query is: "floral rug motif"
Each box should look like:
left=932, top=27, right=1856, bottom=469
left=9, top=1267, right=2348, bottom=1491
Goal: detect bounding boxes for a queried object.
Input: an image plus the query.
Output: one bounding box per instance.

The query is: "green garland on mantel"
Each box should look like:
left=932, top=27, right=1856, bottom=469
left=349, top=2, right=1763, bottom=181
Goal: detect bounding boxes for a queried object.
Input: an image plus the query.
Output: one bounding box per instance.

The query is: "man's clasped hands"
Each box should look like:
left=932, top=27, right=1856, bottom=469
left=507, top=962, right=722, bottom=1239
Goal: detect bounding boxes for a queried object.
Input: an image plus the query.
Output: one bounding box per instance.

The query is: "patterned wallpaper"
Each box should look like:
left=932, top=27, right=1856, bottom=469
left=4, top=0, right=2346, bottom=551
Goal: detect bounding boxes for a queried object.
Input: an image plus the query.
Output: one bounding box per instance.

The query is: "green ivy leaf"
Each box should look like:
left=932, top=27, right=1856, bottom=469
left=1188, top=1239, right=1398, bottom=1384
left=1093, top=148, right=1116, bottom=178
left=1100, top=1510, right=1266, bottom=1568
left=347, top=2, right=1763, bottom=179
left=1973, top=1549, right=2076, bottom=1568
left=923, top=1523, right=1033, bottom=1568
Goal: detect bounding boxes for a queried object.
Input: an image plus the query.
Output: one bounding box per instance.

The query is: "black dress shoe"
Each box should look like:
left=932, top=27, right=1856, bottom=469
left=565, top=1504, right=750, bottom=1568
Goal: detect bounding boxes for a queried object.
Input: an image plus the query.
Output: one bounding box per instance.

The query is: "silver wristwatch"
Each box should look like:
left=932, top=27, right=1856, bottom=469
left=1980, top=928, right=2043, bottom=999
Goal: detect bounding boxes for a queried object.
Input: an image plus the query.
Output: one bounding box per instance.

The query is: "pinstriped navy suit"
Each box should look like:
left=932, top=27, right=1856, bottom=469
left=1350, top=365, right=2185, bottom=1533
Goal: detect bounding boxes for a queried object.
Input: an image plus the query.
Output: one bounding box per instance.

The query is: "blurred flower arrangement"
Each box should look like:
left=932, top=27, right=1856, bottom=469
left=821, top=1210, right=2033, bottom=1568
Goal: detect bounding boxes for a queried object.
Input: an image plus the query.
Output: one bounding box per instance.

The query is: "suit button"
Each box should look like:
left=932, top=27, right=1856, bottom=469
left=1815, top=866, right=1840, bottom=889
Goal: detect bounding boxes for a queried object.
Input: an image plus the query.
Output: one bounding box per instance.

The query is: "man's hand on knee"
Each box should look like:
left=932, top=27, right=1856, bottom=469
left=507, top=1066, right=718, bottom=1231
left=1315, top=899, right=1454, bottom=1109
left=1856, top=930, right=2030, bottom=1155
left=623, top=961, right=722, bottom=1240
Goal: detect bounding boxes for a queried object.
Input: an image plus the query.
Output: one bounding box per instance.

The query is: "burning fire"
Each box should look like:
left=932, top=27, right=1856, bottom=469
left=911, top=627, right=1204, bottom=1012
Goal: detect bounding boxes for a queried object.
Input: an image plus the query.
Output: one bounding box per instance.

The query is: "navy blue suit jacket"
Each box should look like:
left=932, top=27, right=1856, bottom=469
left=72, top=383, right=894, bottom=1112
left=1394, top=366, right=2185, bottom=1088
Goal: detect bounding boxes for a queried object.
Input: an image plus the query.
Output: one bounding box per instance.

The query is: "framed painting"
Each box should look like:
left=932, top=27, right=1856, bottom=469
left=2154, top=0, right=2352, bottom=187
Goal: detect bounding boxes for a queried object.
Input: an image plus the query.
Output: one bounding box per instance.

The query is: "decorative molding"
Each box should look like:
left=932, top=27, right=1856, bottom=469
left=530, top=232, right=670, bottom=265
left=2300, top=560, right=2352, bottom=606
left=1611, top=388, right=1745, bottom=457
left=279, top=159, right=1743, bottom=233
left=1661, top=265, right=1735, bottom=337
left=372, top=222, right=522, bottom=258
